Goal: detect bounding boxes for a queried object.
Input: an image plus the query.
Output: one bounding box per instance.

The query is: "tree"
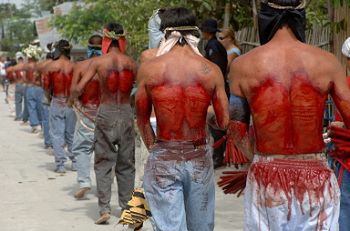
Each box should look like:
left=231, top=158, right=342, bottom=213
left=0, top=3, right=37, bottom=55
left=50, top=0, right=349, bottom=58
left=50, top=0, right=251, bottom=58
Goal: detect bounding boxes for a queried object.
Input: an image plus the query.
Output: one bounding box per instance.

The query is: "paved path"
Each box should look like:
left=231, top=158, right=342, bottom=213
left=0, top=92, right=244, bottom=231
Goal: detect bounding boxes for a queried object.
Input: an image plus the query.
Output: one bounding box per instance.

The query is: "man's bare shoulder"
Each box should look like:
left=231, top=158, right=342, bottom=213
left=140, top=48, right=158, bottom=64
left=74, top=58, right=94, bottom=71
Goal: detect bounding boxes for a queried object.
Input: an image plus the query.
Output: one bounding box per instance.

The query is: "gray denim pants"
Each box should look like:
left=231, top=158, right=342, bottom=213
left=94, top=104, right=135, bottom=214
left=72, top=110, right=95, bottom=188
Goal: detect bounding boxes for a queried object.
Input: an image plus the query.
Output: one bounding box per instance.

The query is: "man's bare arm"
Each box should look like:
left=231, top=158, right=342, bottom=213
left=228, top=61, right=253, bottom=161
left=135, top=66, right=155, bottom=149
left=68, top=61, right=88, bottom=106
left=211, top=65, right=229, bottom=129
left=73, top=60, right=97, bottom=99
left=330, top=61, right=350, bottom=128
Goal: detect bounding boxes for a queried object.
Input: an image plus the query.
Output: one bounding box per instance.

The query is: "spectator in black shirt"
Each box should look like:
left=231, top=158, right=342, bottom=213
left=201, top=18, right=229, bottom=98
left=201, top=19, right=228, bottom=169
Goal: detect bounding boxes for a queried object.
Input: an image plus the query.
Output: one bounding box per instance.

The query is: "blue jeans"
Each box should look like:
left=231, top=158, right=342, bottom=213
left=41, top=102, right=51, bottom=146
left=27, top=86, right=43, bottom=127
left=14, top=84, right=25, bottom=120
left=328, top=157, right=350, bottom=231
left=49, top=97, right=77, bottom=168
left=72, top=111, right=95, bottom=188
left=143, top=142, right=215, bottom=231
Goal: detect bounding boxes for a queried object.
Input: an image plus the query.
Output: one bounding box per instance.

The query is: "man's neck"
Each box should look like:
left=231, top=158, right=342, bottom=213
left=58, top=56, right=70, bottom=61
left=108, top=47, right=121, bottom=53
left=269, top=26, right=299, bottom=44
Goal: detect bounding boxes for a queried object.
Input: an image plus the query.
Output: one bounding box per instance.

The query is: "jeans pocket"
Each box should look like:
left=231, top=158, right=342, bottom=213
left=192, top=154, right=212, bottom=184
left=95, top=116, right=109, bottom=130
left=153, top=160, right=176, bottom=189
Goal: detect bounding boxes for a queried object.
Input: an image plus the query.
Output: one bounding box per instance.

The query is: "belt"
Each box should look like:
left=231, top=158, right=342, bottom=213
left=156, top=138, right=206, bottom=146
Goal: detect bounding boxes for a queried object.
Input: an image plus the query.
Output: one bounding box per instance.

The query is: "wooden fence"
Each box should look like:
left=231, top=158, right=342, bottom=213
left=236, top=25, right=331, bottom=54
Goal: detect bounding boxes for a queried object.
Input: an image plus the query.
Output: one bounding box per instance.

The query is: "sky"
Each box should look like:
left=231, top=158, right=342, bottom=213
left=1, top=0, right=25, bottom=8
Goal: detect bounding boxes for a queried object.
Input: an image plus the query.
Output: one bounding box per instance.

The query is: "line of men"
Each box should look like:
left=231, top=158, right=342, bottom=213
left=2, top=1, right=350, bottom=231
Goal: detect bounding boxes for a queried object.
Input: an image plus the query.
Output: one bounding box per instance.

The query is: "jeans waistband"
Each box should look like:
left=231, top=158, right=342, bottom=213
left=156, top=138, right=207, bottom=148
left=151, top=141, right=209, bottom=161
left=255, top=153, right=326, bottom=161
left=97, top=103, right=132, bottom=115
left=51, top=96, right=68, bottom=106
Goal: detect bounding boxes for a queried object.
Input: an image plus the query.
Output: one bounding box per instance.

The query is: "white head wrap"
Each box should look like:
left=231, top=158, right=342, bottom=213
left=15, top=52, right=25, bottom=61
left=342, top=37, right=350, bottom=58
left=156, top=27, right=202, bottom=57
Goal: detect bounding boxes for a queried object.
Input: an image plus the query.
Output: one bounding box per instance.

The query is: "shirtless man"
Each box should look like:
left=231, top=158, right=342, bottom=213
left=69, top=34, right=102, bottom=199
left=36, top=51, right=54, bottom=149
left=42, top=40, right=76, bottom=173
left=23, top=45, right=43, bottom=133
left=136, top=7, right=228, bottom=231
left=72, top=22, right=136, bottom=224
left=228, top=0, right=350, bottom=229
left=12, top=54, right=29, bottom=122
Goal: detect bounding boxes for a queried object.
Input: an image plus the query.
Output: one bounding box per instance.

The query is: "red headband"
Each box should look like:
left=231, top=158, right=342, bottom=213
left=102, top=29, right=127, bottom=54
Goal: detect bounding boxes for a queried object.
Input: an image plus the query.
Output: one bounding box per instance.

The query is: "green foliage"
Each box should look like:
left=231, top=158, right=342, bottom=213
left=332, top=0, right=350, bottom=6
left=0, top=3, right=37, bottom=55
left=49, top=0, right=349, bottom=58
left=50, top=0, right=252, bottom=58
left=306, top=0, right=330, bottom=28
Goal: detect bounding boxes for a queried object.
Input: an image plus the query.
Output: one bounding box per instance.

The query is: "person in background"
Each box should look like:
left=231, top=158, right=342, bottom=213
left=42, top=40, right=77, bottom=174
left=69, top=34, right=102, bottom=200
left=218, top=28, right=241, bottom=68
left=327, top=36, right=350, bottom=231
left=71, top=22, right=136, bottom=224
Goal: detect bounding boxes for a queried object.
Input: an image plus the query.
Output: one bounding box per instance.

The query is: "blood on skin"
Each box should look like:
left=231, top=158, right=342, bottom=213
left=26, top=69, right=35, bottom=84
left=79, top=78, right=100, bottom=106
left=46, top=71, right=73, bottom=97
left=15, top=70, right=24, bottom=82
left=100, top=69, right=134, bottom=104
left=150, top=82, right=211, bottom=141
left=250, top=159, right=335, bottom=222
left=105, top=70, right=133, bottom=94
left=249, top=74, right=327, bottom=155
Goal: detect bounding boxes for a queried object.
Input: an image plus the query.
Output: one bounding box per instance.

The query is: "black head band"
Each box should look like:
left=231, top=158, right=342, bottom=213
left=258, top=3, right=306, bottom=45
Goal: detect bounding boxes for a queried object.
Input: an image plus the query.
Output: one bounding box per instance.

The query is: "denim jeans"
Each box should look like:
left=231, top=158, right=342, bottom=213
left=27, top=86, right=43, bottom=127
left=143, top=142, right=215, bottom=231
left=49, top=97, right=77, bottom=168
left=72, top=110, right=95, bottom=188
left=328, top=157, right=350, bottom=231
left=22, top=85, right=29, bottom=122
left=14, top=84, right=25, bottom=120
left=41, top=102, right=51, bottom=146
left=94, top=104, right=135, bottom=214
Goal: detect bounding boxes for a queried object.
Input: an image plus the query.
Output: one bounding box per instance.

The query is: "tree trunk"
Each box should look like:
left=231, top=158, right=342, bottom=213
left=223, top=1, right=231, bottom=28
left=327, top=0, right=334, bottom=53
left=252, top=0, right=258, bottom=29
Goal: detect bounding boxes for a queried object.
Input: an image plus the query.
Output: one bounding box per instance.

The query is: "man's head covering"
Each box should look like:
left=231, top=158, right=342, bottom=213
left=52, top=39, right=72, bottom=60
left=148, top=9, right=165, bottom=49
left=87, top=34, right=102, bottom=58
left=342, top=37, right=350, bottom=58
left=200, top=19, right=220, bottom=33
left=156, top=7, right=202, bottom=57
left=258, top=0, right=307, bottom=45
left=102, top=23, right=127, bottom=54
left=15, top=52, right=24, bottom=61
